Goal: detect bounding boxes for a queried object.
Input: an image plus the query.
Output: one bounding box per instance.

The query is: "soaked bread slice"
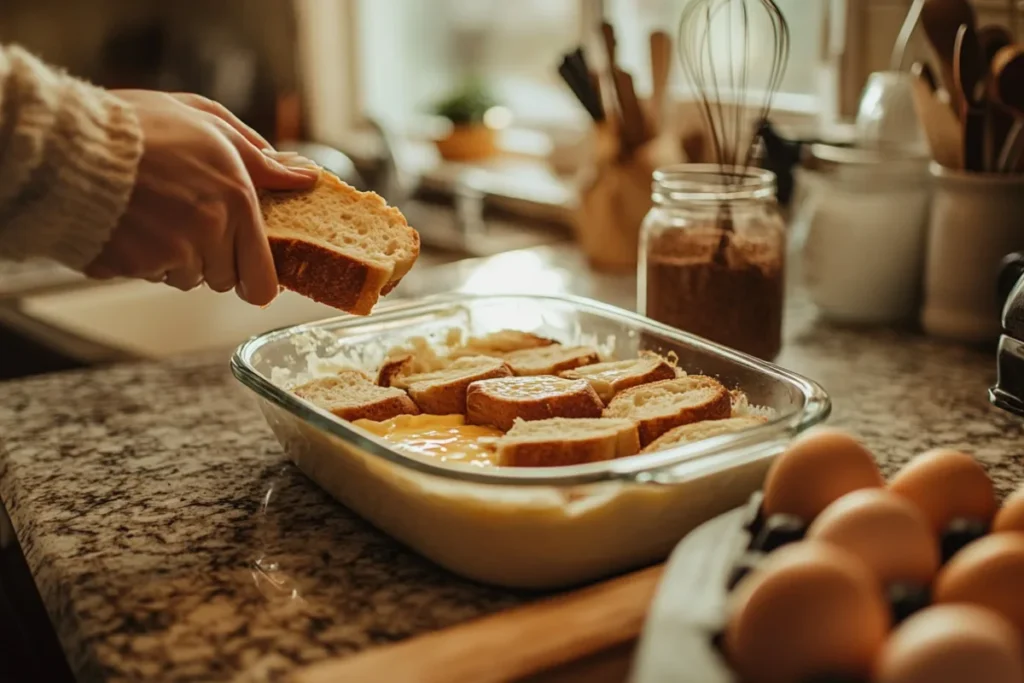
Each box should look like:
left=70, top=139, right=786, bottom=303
left=293, top=370, right=419, bottom=422
left=641, top=416, right=769, bottom=454
left=399, top=356, right=513, bottom=415
left=466, top=376, right=604, bottom=431
left=450, top=330, right=557, bottom=358
left=261, top=172, right=420, bottom=315
left=503, top=344, right=600, bottom=376
left=560, top=355, right=678, bottom=403
left=603, top=375, right=732, bottom=446
left=496, top=418, right=641, bottom=467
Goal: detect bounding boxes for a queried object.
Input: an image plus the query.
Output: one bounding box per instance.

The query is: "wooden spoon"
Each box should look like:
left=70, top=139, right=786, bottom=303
left=291, top=565, right=665, bottom=683
left=922, top=0, right=977, bottom=119
left=953, top=23, right=987, bottom=171
left=911, top=61, right=964, bottom=169
left=649, top=30, right=672, bottom=135
left=979, top=25, right=1017, bottom=172
left=991, top=45, right=1024, bottom=172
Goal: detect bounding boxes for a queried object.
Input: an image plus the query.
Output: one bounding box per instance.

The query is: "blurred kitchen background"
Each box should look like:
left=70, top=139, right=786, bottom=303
left=0, top=0, right=1020, bottom=377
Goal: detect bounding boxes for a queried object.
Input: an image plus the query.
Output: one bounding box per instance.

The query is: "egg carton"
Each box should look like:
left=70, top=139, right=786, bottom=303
left=629, top=492, right=988, bottom=683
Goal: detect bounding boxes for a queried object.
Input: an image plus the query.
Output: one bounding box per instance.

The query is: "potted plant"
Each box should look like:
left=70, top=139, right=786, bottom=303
left=432, top=80, right=501, bottom=162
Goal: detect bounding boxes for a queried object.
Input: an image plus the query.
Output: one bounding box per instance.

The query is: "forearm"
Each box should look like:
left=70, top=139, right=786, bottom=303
left=0, top=45, right=142, bottom=270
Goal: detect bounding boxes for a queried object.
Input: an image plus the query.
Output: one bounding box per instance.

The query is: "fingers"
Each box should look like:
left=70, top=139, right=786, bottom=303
left=210, top=120, right=320, bottom=190
left=214, top=144, right=280, bottom=307
left=174, top=93, right=273, bottom=150
left=164, top=268, right=205, bottom=292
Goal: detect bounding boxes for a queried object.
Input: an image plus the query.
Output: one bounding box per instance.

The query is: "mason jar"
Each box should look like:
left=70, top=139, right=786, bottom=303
left=638, top=165, right=786, bottom=361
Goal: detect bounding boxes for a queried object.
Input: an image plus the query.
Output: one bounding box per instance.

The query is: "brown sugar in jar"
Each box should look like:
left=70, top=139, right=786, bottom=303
left=639, top=166, right=785, bottom=361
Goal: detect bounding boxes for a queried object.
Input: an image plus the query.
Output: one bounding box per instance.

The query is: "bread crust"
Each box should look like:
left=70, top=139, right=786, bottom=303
left=641, top=416, right=768, bottom=454
left=560, top=356, right=677, bottom=403
left=603, top=376, right=732, bottom=446
left=405, top=360, right=513, bottom=415
left=465, top=377, right=604, bottom=431
left=293, top=373, right=421, bottom=422
left=496, top=419, right=641, bottom=467
left=262, top=173, right=421, bottom=315
left=269, top=236, right=392, bottom=315
left=503, top=345, right=601, bottom=376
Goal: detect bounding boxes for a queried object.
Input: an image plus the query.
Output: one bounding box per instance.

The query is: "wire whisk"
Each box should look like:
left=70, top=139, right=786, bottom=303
left=676, top=0, right=790, bottom=183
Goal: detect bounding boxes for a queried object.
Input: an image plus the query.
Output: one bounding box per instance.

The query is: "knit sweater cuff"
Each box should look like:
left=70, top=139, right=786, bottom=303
left=0, top=46, right=142, bottom=271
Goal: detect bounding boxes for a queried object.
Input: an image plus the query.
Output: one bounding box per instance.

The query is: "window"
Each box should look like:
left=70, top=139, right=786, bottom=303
left=357, top=0, right=589, bottom=131
left=603, top=0, right=827, bottom=110
left=355, top=0, right=829, bottom=134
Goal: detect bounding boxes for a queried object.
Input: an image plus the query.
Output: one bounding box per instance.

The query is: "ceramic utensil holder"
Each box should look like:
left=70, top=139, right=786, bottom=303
left=575, top=125, right=680, bottom=273
left=922, top=164, right=1024, bottom=342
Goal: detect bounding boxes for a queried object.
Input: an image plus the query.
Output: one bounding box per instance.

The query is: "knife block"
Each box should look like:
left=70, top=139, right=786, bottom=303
left=573, top=126, right=682, bottom=274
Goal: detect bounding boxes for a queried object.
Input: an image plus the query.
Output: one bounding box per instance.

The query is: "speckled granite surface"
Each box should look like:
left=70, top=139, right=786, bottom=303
left=0, top=247, right=1022, bottom=682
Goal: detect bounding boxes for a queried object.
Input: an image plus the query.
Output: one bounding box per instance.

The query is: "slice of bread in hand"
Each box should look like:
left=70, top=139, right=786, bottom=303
left=560, top=355, right=678, bottom=403
left=503, top=344, right=600, bottom=376
left=293, top=370, right=420, bottom=422
left=400, top=356, right=513, bottom=415
left=261, top=172, right=420, bottom=315
left=450, top=330, right=557, bottom=359
left=496, top=418, right=641, bottom=467
left=641, top=416, right=769, bottom=454
left=603, top=376, right=731, bottom=446
left=466, top=376, right=604, bottom=431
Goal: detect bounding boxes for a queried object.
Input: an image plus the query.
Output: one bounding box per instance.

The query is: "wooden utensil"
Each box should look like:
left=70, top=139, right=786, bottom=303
left=922, top=0, right=977, bottom=119
left=601, top=21, right=649, bottom=156
left=291, top=565, right=665, bottom=683
left=911, top=61, right=964, bottom=169
left=978, top=24, right=1014, bottom=66
left=953, top=23, right=987, bottom=171
left=979, top=25, right=1018, bottom=173
left=649, top=30, right=673, bottom=133
left=991, top=45, right=1024, bottom=171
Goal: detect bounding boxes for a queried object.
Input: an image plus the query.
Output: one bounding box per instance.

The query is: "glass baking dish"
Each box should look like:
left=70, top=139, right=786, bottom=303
left=231, top=294, right=830, bottom=589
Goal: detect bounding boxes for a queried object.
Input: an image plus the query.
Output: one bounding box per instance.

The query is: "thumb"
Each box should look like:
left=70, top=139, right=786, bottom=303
left=249, top=148, right=322, bottom=190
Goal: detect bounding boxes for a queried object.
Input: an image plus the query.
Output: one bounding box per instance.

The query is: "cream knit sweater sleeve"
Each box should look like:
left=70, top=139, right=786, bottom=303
left=0, top=44, right=142, bottom=270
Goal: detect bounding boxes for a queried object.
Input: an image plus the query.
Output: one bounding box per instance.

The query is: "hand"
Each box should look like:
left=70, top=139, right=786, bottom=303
left=84, top=91, right=320, bottom=306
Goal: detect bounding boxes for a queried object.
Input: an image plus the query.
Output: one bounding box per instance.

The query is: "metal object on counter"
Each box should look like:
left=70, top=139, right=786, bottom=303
left=793, top=144, right=931, bottom=325
left=892, top=0, right=927, bottom=71
left=992, top=252, right=1024, bottom=417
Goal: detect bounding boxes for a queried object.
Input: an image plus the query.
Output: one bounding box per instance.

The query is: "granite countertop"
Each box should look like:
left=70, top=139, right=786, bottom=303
left=1, top=246, right=1023, bottom=682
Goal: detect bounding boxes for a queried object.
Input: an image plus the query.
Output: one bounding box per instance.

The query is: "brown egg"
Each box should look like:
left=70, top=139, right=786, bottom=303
left=808, top=489, right=940, bottom=585
left=994, top=488, right=1024, bottom=533
left=875, top=605, right=1024, bottom=683
left=889, top=449, right=997, bottom=532
left=934, top=534, right=1024, bottom=637
left=762, top=428, right=884, bottom=521
left=726, top=542, right=890, bottom=683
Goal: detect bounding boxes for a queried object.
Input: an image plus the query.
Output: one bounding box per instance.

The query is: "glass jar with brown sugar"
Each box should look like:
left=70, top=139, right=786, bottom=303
left=638, top=165, right=785, bottom=361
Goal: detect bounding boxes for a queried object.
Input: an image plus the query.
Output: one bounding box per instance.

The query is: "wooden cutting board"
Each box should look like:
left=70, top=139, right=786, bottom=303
left=291, top=565, right=664, bottom=683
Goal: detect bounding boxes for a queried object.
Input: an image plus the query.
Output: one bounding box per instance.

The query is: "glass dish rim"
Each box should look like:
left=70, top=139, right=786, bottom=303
left=230, top=292, right=831, bottom=487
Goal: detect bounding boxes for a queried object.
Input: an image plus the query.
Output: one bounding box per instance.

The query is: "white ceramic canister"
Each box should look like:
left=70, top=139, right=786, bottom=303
left=793, top=144, right=931, bottom=324
left=922, top=164, right=1024, bottom=343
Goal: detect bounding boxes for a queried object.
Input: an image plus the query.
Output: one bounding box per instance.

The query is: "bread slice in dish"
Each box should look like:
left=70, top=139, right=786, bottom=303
left=293, top=370, right=420, bottom=422
left=260, top=172, right=420, bottom=315
left=450, top=330, right=556, bottom=358
left=603, top=376, right=732, bottom=446
left=466, top=376, right=604, bottom=431
left=495, top=418, right=641, bottom=467
left=502, top=344, right=600, bottom=376
left=399, top=356, right=513, bottom=415
left=641, top=416, right=769, bottom=454
left=560, top=355, right=678, bottom=403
